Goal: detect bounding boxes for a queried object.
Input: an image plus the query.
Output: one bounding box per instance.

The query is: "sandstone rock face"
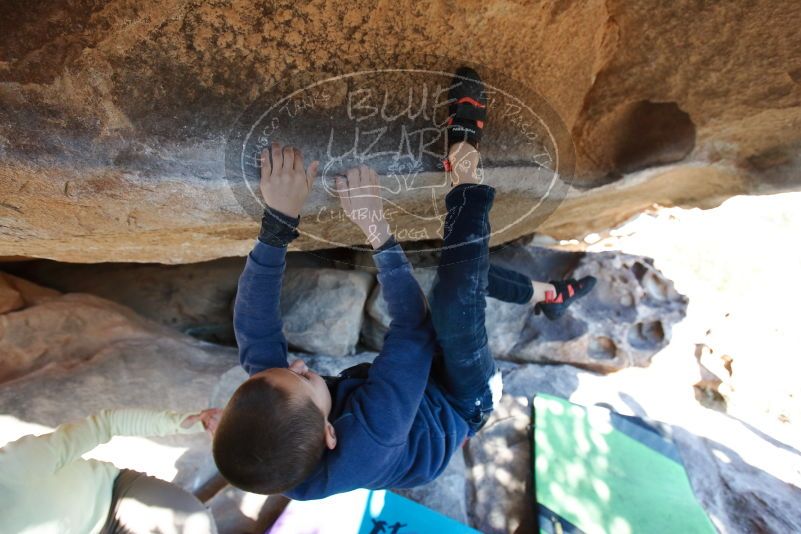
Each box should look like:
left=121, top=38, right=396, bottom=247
left=363, top=245, right=687, bottom=372
left=0, top=280, right=23, bottom=314
left=1, top=1, right=800, bottom=263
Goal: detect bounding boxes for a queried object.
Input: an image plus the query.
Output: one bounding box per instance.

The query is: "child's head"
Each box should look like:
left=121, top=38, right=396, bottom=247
left=213, top=359, right=336, bottom=494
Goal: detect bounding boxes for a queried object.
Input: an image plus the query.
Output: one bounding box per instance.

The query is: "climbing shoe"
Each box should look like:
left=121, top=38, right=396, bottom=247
left=443, top=66, right=488, bottom=173
left=534, top=276, right=597, bottom=320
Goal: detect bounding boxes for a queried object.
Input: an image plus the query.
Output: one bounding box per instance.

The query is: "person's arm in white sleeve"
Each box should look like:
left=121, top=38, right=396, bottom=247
left=0, top=409, right=210, bottom=485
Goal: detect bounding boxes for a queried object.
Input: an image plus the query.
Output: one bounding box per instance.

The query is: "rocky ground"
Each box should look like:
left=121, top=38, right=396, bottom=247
left=1, top=193, right=800, bottom=533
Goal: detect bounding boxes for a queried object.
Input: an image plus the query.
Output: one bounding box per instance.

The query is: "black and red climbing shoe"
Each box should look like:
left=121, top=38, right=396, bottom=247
left=443, top=66, right=488, bottom=173
left=534, top=276, right=597, bottom=320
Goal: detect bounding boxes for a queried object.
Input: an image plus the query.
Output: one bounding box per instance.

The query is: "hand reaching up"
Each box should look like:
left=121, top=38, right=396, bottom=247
left=182, top=408, right=223, bottom=437
left=335, top=165, right=392, bottom=249
left=259, top=142, right=320, bottom=217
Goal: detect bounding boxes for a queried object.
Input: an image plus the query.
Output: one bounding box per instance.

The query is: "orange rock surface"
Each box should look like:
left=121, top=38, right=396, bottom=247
left=1, top=1, right=800, bottom=262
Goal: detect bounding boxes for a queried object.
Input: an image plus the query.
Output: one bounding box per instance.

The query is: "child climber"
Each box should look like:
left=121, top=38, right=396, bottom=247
left=212, top=67, right=595, bottom=499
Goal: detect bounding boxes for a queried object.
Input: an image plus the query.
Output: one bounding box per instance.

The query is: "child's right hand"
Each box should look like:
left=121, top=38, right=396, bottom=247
left=335, top=165, right=391, bottom=249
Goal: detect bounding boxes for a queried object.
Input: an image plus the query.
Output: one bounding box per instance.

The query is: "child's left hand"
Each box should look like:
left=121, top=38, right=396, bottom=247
left=182, top=408, right=223, bottom=437
left=259, top=141, right=320, bottom=217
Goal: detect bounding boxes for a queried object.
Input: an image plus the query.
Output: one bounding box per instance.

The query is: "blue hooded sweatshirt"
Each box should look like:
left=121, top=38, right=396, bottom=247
left=233, top=240, right=469, bottom=500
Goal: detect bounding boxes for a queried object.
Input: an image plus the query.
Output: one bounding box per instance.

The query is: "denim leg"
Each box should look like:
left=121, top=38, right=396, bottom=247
left=430, top=184, right=499, bottom=433
left=487, top=264, right=534, bottom=304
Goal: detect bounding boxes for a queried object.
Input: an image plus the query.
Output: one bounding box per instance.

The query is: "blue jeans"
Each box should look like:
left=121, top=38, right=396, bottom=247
left=430, top=184, right=533, bottom=434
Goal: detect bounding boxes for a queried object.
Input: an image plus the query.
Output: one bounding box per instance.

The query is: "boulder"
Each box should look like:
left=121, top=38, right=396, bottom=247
left=0, top=272, right=60, bottom=313
left=693, top=343, right=732, bottom=411
left=2, top=1, right=801, bottom=263
left=363, top=246, right=687, bottom=372
left=0, top=282, right=385, bottom=533
left=0, top=279, right=23, bottom=314
left=362, top=268, right=437, bottom=350
left=0, top=306, right=238, bottom=494
left=280, top=268, right=374, bottom=356
left=1, top=261, right=375, bottom=365
left=9, top=259, right=245, bottom=343
left=0, top=290, right=177, bottom=384
left=493, top=247, right=687, bottom=372
left=4, top=250, right=361, bottom=346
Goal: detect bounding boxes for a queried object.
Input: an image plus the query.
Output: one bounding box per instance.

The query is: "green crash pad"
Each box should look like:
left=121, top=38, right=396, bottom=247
left=532, top=394, right=716, bottom=534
